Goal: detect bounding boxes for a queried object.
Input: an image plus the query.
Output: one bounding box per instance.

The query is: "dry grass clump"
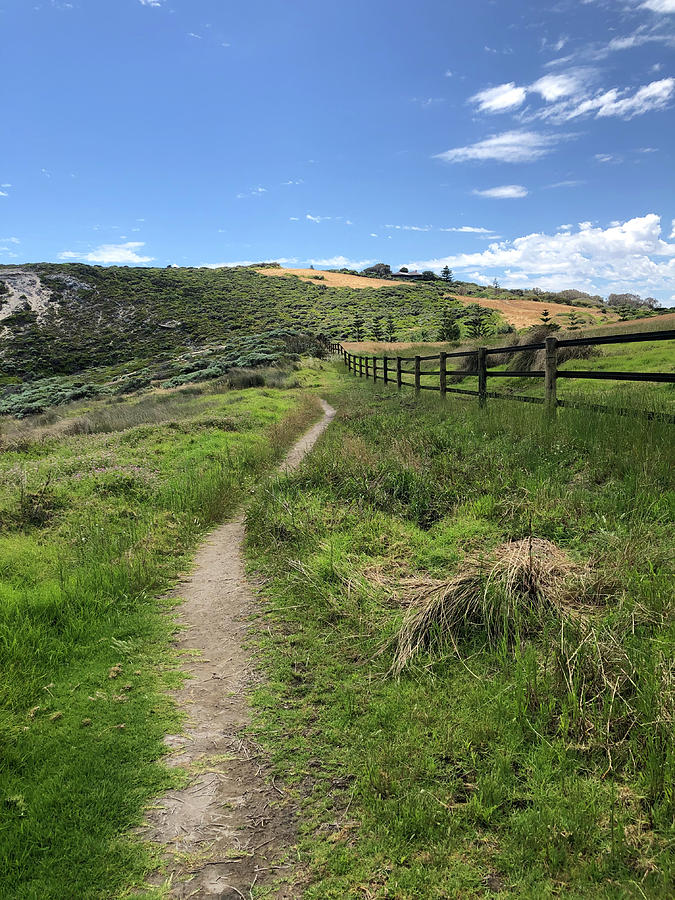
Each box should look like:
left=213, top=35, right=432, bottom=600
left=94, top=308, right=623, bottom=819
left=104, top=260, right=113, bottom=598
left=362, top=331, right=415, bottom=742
left=391, top=538, right=587, bottom=675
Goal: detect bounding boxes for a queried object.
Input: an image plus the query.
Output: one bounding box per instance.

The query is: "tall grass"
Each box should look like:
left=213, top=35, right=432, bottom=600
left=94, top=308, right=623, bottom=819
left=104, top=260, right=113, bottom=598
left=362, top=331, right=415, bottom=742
left=245, top=370, right=674, bottom=898
left=0, top=385, right=321, bottom=898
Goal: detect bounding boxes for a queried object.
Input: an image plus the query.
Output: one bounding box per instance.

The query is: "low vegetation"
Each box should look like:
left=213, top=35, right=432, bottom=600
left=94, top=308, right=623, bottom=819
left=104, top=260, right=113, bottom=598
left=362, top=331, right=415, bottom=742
left=246, top=365, right=674, bottom=898
left=0, top=379, right=322, bottom=898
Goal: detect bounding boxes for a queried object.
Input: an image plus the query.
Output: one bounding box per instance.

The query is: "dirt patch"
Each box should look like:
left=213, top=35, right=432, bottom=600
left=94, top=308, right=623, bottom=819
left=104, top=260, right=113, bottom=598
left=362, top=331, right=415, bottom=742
left=254, top=267, right=395, bottom=289
left=143, top=400, right=335, bottom=899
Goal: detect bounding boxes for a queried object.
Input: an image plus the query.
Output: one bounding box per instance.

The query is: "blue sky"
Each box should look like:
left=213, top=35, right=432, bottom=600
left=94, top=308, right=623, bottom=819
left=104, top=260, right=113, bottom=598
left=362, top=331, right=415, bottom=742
left=1, top=0, right=674, bottom=302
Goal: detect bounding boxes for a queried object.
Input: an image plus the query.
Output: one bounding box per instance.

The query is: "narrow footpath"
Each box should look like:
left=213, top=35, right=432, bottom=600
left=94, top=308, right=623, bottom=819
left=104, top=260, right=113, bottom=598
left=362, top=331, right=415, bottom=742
left=143, top=400, right=336, bottom=899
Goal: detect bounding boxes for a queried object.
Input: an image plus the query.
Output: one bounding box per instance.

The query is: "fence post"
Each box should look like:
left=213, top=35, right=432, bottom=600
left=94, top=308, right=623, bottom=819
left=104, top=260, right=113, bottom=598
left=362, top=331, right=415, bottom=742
left=373, top=357, right=378, bottom=382
left=383, top=356, right=388, bottom=384
left=414, top=356, right=421, bottom=394
left=359, top=356, right=363, bottom=378
left=366, top=356, right=370, bottom=380
left=544, top=336, right=558, bottom=417
left=396, top=357, right=402, bottom=390
left=477, top=347, right=487, bottom=408
left=440, top=351, right=447, bottom=398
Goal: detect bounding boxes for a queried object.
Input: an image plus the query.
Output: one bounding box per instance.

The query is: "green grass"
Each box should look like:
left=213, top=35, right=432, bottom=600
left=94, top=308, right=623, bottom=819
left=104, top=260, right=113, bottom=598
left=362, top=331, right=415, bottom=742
left=0, top=380, right=323, bottom=899
left=245, top=367, right=674, bottom=898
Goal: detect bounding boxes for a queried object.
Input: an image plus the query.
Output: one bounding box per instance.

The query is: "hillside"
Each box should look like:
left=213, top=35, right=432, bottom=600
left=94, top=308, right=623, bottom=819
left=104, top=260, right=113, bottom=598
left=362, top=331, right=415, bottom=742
left=0, top=263, right=509, bottom=380
left=255, top=266, right=621, bottom=329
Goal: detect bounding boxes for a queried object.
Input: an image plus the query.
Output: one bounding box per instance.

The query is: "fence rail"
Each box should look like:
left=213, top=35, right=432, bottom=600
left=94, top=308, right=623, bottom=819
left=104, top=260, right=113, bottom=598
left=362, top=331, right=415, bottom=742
left=326, top=331, right=675, bottom=424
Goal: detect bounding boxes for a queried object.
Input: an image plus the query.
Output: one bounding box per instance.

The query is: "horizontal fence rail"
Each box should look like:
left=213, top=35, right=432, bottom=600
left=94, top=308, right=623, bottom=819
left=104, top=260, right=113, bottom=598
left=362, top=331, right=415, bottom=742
left=326, top=331, right=675, bottom=424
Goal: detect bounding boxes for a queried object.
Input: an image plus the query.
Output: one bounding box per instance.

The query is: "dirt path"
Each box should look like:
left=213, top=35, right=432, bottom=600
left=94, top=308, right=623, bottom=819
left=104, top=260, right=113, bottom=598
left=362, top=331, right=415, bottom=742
left=143, top=400, right=336, bottom=899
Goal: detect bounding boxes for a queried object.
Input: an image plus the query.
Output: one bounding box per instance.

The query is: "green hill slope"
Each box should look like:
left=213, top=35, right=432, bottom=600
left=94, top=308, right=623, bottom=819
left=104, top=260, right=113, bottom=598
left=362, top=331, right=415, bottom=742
left=0, top=263, right=505, bottom=380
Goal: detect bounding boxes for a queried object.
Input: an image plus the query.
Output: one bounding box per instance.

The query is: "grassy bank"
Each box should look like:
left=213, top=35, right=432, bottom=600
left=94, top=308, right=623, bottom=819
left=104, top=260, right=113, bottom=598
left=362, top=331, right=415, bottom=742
left=246, top=368, right=674, bottom=898
left=0, top=381, right=322, bottom=899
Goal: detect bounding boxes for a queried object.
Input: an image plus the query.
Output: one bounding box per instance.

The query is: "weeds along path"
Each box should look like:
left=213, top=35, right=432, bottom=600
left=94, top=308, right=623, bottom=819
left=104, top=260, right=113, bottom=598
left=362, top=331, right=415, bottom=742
left=143, top=400, right=335, bottom=899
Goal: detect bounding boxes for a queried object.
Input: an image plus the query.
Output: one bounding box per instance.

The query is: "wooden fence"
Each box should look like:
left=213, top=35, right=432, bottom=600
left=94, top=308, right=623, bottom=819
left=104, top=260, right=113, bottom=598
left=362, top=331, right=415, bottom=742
left=327, top=330, right=675, bottom=423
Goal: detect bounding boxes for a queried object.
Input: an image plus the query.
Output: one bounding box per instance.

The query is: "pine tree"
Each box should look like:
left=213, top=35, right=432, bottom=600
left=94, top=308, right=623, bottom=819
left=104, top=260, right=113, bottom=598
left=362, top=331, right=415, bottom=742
left=437, top=306, right=460, bottom=341
left=441, top=265, right=453, bottom=283
left=568, top=310, right=581, bottom=331
left=353, top=314, right=364, bottom=341
left=540, top=308, right=552, bottom=325
left=386, top=313, right=396, bottom=342
left=371, top=315, right=384, bottom=341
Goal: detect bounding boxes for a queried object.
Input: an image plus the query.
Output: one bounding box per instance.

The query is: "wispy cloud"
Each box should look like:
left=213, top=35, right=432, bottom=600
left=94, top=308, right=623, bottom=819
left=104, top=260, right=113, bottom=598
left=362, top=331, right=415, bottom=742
left=59, top=242, right=154, bottom=264
left=435, top=130, right=559, bottom=164
left=440, top=226, right=495, bottom=233
left=236, top=186, right=267, bottom=199
left=0, top=237, right=20, bottom=243
left=306, top=214, right=331, bottom=223
left=139, top=1, right=163, bottom=7
left=385, top=224, right=433, bottom=232
left=473, top=184, right=528, bottom=198
left=641, top=0, right=675, bottom=12
left=545, top=179, right=585, bottom=188
left=470, top=83, right=527, bottom=112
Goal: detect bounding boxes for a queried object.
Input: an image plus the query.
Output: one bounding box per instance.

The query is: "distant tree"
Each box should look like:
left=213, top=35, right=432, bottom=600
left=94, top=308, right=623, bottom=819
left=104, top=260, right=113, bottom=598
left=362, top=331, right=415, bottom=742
left=362, top=263, right=392, bottom=277
left=385, top=313, right=396, bottom=342
left=568, top=310, right=581, bottom=330
left=618, top=305, right=633, bottom=322
left=492, top=277, right=500, bottom=290
left=353, top=313, right=364, bottom=341
left=421, top=270, right=437, bottom=281
left=540, top=308, right=552, bottom=325
left=399, top=266, right=409, bottom=273
left=607, top=292, right=643, bottom=310
left=371, top=315, right=384, bottom=341
left=437, top=306, right=460, bottom=342
left=441, top=265, right=453, bottom=283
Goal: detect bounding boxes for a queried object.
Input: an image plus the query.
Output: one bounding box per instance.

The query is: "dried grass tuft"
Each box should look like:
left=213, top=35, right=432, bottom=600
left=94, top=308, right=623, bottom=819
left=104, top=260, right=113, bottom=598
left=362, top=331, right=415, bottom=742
left=390, top=538, right=587, bottom=675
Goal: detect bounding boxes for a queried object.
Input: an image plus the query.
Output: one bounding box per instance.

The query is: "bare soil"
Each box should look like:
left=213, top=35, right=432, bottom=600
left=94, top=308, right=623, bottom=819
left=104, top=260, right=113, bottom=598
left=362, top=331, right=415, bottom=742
left=143, top=401, right=336, bottom=899
left=254, top=267, right=395, bottom=289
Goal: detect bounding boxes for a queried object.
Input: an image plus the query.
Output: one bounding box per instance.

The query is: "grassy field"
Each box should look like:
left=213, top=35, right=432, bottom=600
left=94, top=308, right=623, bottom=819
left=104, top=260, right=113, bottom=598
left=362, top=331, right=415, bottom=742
left=342, top=325, right=675, bottom=413
left=246, top=364, right=674, bottom=898
left=0, top=381, right=322, bottom=899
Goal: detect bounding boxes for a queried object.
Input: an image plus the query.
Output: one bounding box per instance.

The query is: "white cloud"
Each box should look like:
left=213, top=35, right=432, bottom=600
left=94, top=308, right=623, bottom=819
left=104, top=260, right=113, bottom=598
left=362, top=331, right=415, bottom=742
left=641, top=0, right=675, bottom=11
left=306, top=214, right=331, bottom=223
left=529, top=71, right=588, bottom=101
left=595, top=153, right=616, bottom=162
left=546, top=179, right=584, bottom=188
left=289, top=216, right=299, bottom=221
left=445, top=69, right=453, bottom=77
left=0, top=191, right=7, bottom=198
left=537, top=77, right=675, bottom=121
left=473, top=184, right=528, bottom=199
left=440, top=226, right=494, bottom=233
left=236, top=186, right=267, bottom=199
left=370, top=233, right=379, bottom=237
left=0, top=237, right=20, bottom=243
left=385, top=223, right=433, bottom=232
left=469, top=82, right=527, bottom=112
left=671, top=219, right=675, bottom=239
left=1, top=183, right=11, bottom=188
left=407, top=214, right=675, bottom=297
left=59, top=242, right=154, bottom=264
left=306, top=256, right=376, bottom=269
left=187, top=32, right=202, bottom=39
left=139, top=1, right=162, bottom=6
left=435, top=130, right=558, bottom=164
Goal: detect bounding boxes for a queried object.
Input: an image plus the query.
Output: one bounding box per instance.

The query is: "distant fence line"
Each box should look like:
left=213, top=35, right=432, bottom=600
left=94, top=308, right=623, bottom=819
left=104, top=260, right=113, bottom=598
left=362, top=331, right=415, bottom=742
left=327, top=330, right=675, bottom=424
